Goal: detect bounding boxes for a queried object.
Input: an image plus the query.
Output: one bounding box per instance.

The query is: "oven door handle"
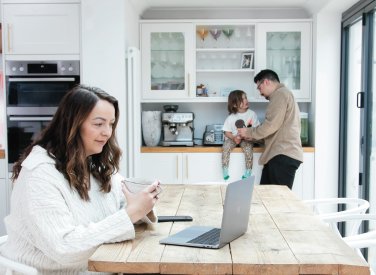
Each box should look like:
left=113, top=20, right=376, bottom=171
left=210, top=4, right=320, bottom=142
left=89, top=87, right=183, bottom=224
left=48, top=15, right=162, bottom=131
left=8, top=77, right=76, bottom=82
left=9, top=116, right=53, bottom=121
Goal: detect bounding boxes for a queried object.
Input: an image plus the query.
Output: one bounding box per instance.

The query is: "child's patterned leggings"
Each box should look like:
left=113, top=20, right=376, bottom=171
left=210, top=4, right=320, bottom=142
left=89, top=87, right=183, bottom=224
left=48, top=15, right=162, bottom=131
left=222, top=138, right=254, bottom=169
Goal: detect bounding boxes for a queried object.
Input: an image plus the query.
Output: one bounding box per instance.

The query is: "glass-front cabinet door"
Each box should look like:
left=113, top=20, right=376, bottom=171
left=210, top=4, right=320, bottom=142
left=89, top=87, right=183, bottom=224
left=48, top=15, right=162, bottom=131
left=141, top=23, right=195, bottom=100
left=256, top=22, right=312, bottom=101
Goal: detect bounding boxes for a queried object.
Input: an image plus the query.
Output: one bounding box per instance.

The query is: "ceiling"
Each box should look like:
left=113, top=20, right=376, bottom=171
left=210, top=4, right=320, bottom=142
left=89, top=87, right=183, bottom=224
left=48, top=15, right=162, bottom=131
left=130, top=0, right=358, bottom=16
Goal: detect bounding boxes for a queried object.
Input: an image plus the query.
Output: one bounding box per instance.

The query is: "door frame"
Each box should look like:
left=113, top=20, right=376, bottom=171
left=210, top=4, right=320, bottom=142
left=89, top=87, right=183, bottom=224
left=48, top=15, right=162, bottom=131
left=340, top=0, right=375, bottom=202
left=339, top=0, right=376, bottom=253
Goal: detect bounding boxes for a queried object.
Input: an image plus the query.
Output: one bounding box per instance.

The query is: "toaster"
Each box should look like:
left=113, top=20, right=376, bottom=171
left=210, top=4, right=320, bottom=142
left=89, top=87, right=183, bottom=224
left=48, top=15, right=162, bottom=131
left=203, top=124, right=224, bottom=145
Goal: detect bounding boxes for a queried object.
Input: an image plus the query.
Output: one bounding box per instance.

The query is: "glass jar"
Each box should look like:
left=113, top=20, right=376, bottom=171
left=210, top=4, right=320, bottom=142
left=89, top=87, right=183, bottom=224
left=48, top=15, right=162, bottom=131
left=300, top=112, right=308, bottom=146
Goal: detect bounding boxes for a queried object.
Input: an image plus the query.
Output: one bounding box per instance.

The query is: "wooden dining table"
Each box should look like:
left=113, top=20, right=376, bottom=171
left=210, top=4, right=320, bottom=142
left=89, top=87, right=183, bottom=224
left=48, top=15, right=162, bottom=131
left=88, top=184, right=370, bottom=275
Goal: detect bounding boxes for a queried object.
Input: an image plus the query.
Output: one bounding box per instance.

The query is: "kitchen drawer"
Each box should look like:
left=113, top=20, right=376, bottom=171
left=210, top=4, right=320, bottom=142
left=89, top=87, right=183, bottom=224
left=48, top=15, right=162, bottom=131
left=140, top=152, right=224, bottom=184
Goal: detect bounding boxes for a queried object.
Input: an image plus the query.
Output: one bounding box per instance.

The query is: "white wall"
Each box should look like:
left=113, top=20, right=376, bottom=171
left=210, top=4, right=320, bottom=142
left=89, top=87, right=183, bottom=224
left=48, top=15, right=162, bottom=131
left=81, top=0, right=140, bottom=175
left=312, top=11, right=341, bottom=199
left=125, top=1, right=140, bottom=49
left=312, top=0, right=358, bottom=199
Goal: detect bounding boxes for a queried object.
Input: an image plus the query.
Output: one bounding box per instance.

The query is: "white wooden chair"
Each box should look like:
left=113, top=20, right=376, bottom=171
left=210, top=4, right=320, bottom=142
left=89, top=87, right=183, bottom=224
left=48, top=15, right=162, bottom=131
left=304, top=198, right=370, bottom=236
left=321, top=213, right=376, bottom=275
left=0, top=235, right=38, bottom=275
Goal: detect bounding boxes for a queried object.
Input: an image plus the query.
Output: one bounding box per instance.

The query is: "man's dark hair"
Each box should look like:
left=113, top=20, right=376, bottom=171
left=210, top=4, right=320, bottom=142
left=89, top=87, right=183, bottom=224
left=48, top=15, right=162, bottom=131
left=254, top=69, right=280, bottom=84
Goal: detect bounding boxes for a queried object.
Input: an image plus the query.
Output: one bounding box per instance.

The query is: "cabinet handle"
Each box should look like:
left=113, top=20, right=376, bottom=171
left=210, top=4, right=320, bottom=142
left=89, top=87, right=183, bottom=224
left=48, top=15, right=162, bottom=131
left=7, top=24, right=12, bottom=53
left=9, top=116, right=53, bottom=121
left=9, top=78, right=77, bottom=82
left=185, top=155, right=189, bottom=179
left=187, top=73, right=191, bottom=96
left=176, top=155, right=179, bottom=180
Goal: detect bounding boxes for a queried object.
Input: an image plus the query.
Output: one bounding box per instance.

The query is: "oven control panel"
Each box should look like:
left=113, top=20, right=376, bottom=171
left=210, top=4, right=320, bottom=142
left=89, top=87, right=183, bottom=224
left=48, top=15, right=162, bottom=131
left=6, top=60, right=80, bottom=76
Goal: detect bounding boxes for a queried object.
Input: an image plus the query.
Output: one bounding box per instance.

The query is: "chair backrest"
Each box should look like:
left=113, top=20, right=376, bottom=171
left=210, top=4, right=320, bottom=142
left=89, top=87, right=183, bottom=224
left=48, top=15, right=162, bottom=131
left=323, top=213, right=376, bottom=275
left=304, top=198, right=370, bottom=237
left=0, top=235, right=38, bottom=275
left=304, top=198, right=370, bottom=218
left=324, top=213, right=376, bottom=244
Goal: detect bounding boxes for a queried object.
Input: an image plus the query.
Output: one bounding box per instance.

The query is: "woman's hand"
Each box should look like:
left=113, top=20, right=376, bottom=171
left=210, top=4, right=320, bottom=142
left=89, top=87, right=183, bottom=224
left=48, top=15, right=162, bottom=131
left=122, top=180, right=160, bottom=223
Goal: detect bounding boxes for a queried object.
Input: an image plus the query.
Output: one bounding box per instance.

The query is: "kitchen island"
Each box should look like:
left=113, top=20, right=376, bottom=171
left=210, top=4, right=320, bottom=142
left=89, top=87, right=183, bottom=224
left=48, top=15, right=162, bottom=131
left=88, top=184, right=369, bottom=275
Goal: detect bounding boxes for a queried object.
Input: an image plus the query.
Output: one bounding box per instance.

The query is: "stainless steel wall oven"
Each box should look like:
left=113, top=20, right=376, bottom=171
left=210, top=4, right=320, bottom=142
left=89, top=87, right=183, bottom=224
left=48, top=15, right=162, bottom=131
left=5, top=60, right=80, bottom=170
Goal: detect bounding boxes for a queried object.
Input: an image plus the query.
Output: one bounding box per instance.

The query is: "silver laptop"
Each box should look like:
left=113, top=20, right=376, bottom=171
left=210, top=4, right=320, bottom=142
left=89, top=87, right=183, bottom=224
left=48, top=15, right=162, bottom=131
left=159, top=176, right=255, bottom=249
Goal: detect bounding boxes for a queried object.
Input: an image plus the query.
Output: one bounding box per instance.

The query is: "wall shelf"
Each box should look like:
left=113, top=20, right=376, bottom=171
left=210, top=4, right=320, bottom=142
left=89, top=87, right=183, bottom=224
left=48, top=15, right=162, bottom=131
left=197, top=69, right=254, bottom=72
left=196, top=48, right=254, bottom=52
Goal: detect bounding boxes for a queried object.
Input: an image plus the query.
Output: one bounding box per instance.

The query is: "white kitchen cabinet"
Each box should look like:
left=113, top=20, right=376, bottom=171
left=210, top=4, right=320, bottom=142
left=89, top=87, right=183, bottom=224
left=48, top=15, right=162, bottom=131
left=140, top=152, right=257, bottom=184
left=140, top=20, right=312, bottom=103
left=140, top=152, right=223, bottom=184
left=0, top=177, right=6, bottom=235
left=255, top=22, right=312, bottom=101
left=140, top=22, right=258, bottom=102
left=195, top=23, right=256, bottom=100
left=141, top=23, right=195, bottom=100
left=140, top=151, right=314, bottom=200
left=220, top=152, right=310, bottom=199
left=184, top=153, right=223, bottom=183
left=138, top=153, right=262, bottom=184
left=227, top=152, right=263, bottom=184
left=0, top=159, right=5, bottom=180
left=141, top=153, right=183, bottom=184
left=2, top=3, right=80, bottom=56
left=0, top=159, right=8, bottom=235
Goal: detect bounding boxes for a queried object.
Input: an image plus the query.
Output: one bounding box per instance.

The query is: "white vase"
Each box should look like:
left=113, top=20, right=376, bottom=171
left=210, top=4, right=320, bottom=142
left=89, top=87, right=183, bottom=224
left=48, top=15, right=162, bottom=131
left=142, top=111, right=162, bottom=146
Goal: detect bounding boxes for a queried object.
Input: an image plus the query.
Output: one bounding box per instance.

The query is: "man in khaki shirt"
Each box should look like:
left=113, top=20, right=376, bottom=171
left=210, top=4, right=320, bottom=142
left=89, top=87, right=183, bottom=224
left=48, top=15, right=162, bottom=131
left=238, top=69, right=303, bottom=189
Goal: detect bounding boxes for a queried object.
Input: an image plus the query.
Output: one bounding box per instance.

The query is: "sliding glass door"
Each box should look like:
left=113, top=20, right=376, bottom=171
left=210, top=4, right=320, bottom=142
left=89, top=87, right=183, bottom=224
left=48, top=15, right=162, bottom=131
left=343, top=19, right=363, bottom=199
left=341, top=0, right=376, bottom=268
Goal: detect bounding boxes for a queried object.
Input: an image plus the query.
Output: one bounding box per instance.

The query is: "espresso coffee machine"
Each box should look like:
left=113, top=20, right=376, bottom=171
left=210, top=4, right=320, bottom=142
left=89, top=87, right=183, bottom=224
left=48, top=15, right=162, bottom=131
left=162, top=110, right=194, bottom=147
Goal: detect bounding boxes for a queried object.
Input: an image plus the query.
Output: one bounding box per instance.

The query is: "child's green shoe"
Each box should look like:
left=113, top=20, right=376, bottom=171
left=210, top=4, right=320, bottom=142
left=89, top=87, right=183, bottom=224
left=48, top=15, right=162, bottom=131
left=223, top=167, right=230, bottom=180
left=242, top=169, right=252, bottom=179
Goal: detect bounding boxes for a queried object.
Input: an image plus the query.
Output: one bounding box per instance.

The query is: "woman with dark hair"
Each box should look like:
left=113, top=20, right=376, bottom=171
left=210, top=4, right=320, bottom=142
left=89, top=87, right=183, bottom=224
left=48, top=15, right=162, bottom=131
left=0, top=85, right=159, bottom=274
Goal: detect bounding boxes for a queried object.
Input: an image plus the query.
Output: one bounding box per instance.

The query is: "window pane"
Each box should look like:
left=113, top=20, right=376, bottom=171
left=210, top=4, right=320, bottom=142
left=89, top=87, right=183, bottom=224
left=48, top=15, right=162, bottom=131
left=345, top=20, right=362, bottom=198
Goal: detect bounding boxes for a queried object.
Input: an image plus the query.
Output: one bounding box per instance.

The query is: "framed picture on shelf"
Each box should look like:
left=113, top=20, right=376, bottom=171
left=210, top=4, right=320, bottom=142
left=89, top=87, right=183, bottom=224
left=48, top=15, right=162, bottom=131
left=241, top=52, right=253, bottom=69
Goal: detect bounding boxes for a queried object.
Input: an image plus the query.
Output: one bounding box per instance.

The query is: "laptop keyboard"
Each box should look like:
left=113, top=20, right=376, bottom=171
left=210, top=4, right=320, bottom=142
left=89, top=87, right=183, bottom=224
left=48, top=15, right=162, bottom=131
left=187, top=228, right=221, bottom=245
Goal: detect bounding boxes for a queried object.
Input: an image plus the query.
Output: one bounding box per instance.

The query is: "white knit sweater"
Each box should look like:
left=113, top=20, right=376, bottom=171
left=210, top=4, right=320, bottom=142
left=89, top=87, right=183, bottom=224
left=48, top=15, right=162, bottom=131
left=0, top=146, right=150, bottom=275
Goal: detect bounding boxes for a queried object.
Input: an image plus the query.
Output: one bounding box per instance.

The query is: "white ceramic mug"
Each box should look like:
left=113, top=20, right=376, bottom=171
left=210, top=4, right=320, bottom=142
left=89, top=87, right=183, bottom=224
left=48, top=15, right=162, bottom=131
left=122, top=177, right=162, bottom=195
